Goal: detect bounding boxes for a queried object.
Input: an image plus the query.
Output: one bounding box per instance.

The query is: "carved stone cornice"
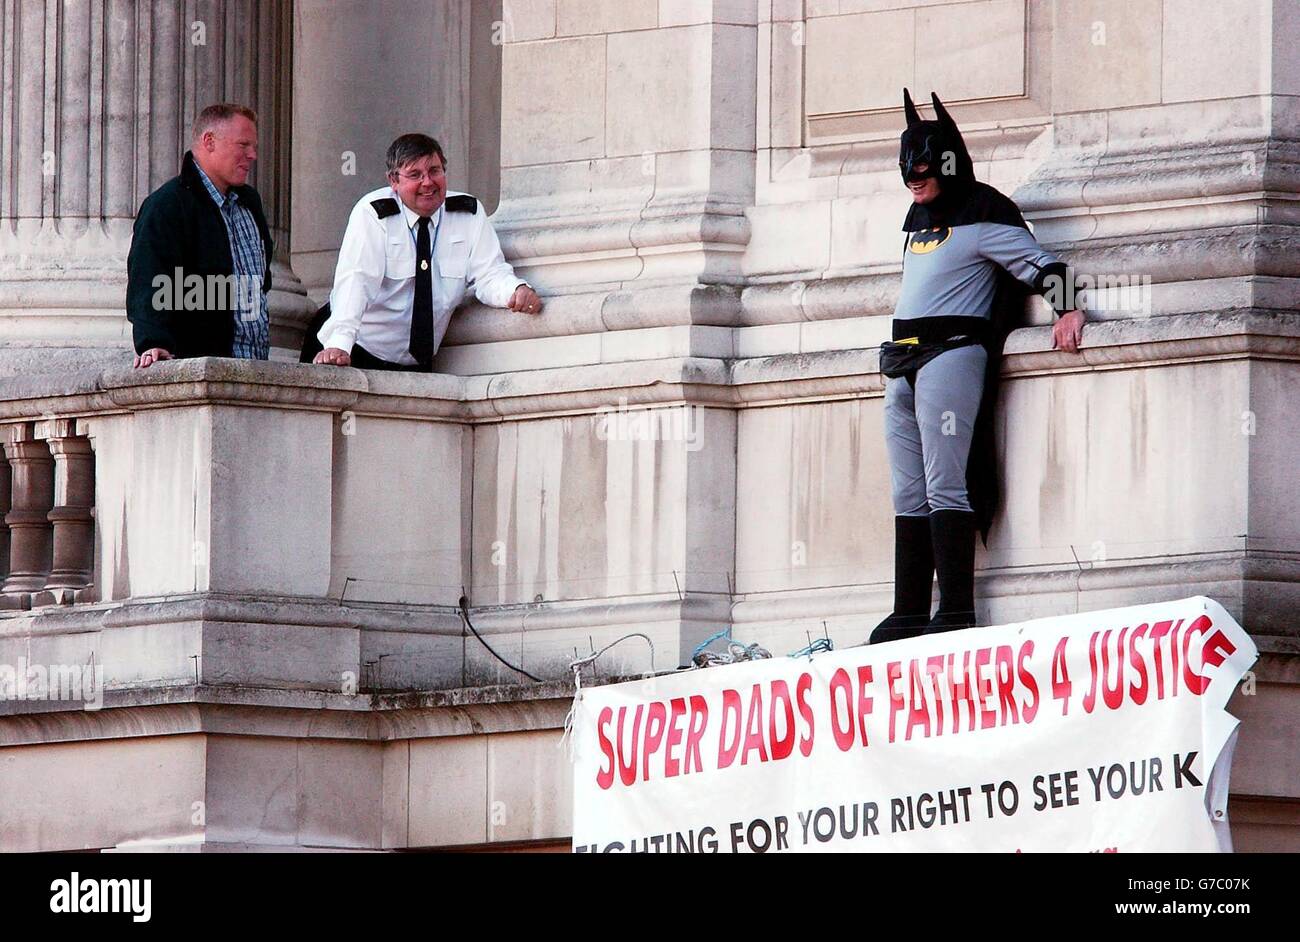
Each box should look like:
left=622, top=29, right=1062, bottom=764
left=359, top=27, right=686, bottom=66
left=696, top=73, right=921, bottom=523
left=0, top=681, right=576, bottom=747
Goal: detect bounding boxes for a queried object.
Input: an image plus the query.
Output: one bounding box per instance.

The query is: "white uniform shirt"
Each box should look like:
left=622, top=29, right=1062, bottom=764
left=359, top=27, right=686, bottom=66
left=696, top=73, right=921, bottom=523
left=318, top=186, right=525, bottom=365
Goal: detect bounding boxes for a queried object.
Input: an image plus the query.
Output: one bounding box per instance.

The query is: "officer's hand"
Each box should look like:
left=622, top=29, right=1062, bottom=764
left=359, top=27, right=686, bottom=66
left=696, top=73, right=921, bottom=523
left=1052, top=310, right=1085, bottom=354
left=133, top=348, right=174, bottom=369
left=314, top=347, right=352, bottom=367
left=508, top=285, right=543, bottom=315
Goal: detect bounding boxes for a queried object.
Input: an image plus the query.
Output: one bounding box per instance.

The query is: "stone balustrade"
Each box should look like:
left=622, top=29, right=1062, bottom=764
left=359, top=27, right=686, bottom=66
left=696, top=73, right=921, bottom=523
left=0, top=420, right=95, bottom=609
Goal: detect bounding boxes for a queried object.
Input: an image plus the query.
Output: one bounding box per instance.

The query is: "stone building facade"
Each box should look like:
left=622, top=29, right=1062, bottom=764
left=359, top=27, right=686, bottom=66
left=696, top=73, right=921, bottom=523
left=0, top=0, right=1295, bottom=851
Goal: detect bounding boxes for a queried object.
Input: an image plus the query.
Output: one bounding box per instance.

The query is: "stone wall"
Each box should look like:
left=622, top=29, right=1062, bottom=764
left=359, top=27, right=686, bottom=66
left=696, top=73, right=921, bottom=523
left=0, top=0, right=1296, bottom=852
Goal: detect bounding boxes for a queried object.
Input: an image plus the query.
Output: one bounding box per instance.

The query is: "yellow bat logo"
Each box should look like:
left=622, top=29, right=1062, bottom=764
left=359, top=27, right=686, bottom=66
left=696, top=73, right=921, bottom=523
left=909, top=226, right=952, bottom=254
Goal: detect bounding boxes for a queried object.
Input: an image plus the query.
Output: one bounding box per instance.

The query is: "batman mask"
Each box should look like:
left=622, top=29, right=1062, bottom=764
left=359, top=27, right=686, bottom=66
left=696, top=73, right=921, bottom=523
left=899, top=88, right=974, bottom=195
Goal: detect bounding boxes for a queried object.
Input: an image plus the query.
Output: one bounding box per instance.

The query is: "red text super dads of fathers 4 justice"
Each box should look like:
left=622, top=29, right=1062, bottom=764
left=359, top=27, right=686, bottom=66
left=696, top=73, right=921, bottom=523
left=593, top=614, right=1238, bottom=790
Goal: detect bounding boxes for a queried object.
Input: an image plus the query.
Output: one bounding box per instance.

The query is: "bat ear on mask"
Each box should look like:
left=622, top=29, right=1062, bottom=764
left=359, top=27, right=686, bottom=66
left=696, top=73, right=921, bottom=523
left=930, top=91, right=973, bottom=177
left=903, top=87, right=921, bottom=127
left=930, top=92, right=956, bottom=133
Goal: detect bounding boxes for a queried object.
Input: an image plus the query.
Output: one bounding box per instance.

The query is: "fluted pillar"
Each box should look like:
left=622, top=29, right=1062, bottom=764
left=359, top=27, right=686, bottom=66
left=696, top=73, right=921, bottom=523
left=0, top=424, right=54, bottom=596
left=0, top=0, right=312, bottom=373
left=0, top=451, right=10, bottom=585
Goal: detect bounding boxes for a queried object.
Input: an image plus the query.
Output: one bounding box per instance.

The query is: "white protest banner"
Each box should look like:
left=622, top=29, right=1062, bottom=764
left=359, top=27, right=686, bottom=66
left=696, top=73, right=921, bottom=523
left=571, top=597, right=1256, bottom=853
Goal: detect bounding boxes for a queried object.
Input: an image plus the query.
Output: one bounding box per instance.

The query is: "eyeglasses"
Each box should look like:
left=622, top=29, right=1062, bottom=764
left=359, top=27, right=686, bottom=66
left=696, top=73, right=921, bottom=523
left=395, top=168, right=444, bottom=183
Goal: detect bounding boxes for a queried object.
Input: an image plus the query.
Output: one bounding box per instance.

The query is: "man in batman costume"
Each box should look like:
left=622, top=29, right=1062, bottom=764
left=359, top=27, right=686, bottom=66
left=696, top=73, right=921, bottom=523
left=869, top=90, right=1086, bottom=644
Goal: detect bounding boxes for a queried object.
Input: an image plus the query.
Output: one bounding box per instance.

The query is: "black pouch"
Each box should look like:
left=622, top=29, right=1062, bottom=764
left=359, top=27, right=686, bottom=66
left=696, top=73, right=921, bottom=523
left=879, top=340, right=948, bottom=379
left=880, top=334, right=981, bottom=380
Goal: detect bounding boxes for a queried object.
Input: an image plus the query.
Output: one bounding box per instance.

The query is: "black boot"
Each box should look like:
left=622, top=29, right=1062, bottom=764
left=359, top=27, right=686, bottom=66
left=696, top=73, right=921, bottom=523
left=924, top=509, right=977, bottom=633
left=869, top=515, right=934, bottom=644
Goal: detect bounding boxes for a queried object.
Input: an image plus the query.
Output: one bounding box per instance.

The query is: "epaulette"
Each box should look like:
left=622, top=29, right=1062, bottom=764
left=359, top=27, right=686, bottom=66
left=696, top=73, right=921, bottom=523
left=370, top=197, right=401, bottom=219
left=445, top=194, right=478, bottom=214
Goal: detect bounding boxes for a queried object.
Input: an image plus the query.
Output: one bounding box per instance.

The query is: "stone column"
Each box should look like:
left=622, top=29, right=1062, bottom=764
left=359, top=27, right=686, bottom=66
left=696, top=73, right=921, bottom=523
left=0, top=450, right=9, bottom=584
left=290, top=0, right=497, bottom=304
left=430, top=0, right=759, bottom=374
left=0, top=424, right=54, bottom=598
left=0, top=0, right=313, bottom=373
left=1015, top=0, right=1300, bottom=319
left=490, top=0, right=757, bottom=294
left=34, top=418, right=94, bottom=600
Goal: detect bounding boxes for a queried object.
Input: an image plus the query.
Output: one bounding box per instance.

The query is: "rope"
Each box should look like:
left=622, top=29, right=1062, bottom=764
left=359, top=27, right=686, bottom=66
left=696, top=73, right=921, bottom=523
left=560, top=632, right=656, bottom=762
left=691, top=628, right=733, bottom=661
left=691, top=631, right=772, bottom=669
left=568, top=632, right=656, bottom=681
left=789, top=637, right=834, bottom=659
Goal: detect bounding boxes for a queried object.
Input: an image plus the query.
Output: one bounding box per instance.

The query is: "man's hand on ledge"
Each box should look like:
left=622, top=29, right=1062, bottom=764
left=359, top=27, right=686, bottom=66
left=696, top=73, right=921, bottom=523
left=507, top=284, right=543, bottom=315
left=1052, top=309, right=1085, bottom=354
left=313, top=347, right=352, bottom=367
left=133, top=348, right=173, bottom=369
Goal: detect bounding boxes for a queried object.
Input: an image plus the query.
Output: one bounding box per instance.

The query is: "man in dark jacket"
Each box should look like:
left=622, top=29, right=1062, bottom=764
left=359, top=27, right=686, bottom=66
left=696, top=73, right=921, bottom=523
left=126, top=103, right=273, bottom=368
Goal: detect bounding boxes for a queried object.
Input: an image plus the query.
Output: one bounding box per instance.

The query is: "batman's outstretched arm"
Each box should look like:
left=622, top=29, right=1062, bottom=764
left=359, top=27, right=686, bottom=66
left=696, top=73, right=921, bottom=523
left=977, top=222, right=1082, bottom=317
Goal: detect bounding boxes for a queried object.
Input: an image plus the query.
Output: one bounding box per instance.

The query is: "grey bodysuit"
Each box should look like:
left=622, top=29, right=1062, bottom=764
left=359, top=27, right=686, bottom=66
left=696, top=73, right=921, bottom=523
left=886, top=220, right=1064, bottom=515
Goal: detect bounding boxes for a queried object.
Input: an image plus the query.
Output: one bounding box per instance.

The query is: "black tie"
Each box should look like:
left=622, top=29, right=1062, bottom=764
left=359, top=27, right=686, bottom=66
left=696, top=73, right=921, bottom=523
left=409, top=215, right=434, bottom=369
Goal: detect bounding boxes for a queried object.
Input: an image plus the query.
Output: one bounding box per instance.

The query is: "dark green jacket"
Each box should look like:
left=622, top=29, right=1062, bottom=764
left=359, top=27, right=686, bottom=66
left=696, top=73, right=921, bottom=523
left=126, top=151, right=274, bottom=357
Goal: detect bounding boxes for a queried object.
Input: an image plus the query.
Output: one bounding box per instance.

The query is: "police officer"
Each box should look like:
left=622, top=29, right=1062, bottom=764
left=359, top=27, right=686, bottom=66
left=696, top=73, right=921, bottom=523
left=308, top=133, right=541, bottom=370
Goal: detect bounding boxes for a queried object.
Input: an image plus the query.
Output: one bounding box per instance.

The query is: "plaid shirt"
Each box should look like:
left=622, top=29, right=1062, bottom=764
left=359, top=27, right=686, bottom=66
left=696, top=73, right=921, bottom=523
left=195, top=163, right=270, bottom=359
